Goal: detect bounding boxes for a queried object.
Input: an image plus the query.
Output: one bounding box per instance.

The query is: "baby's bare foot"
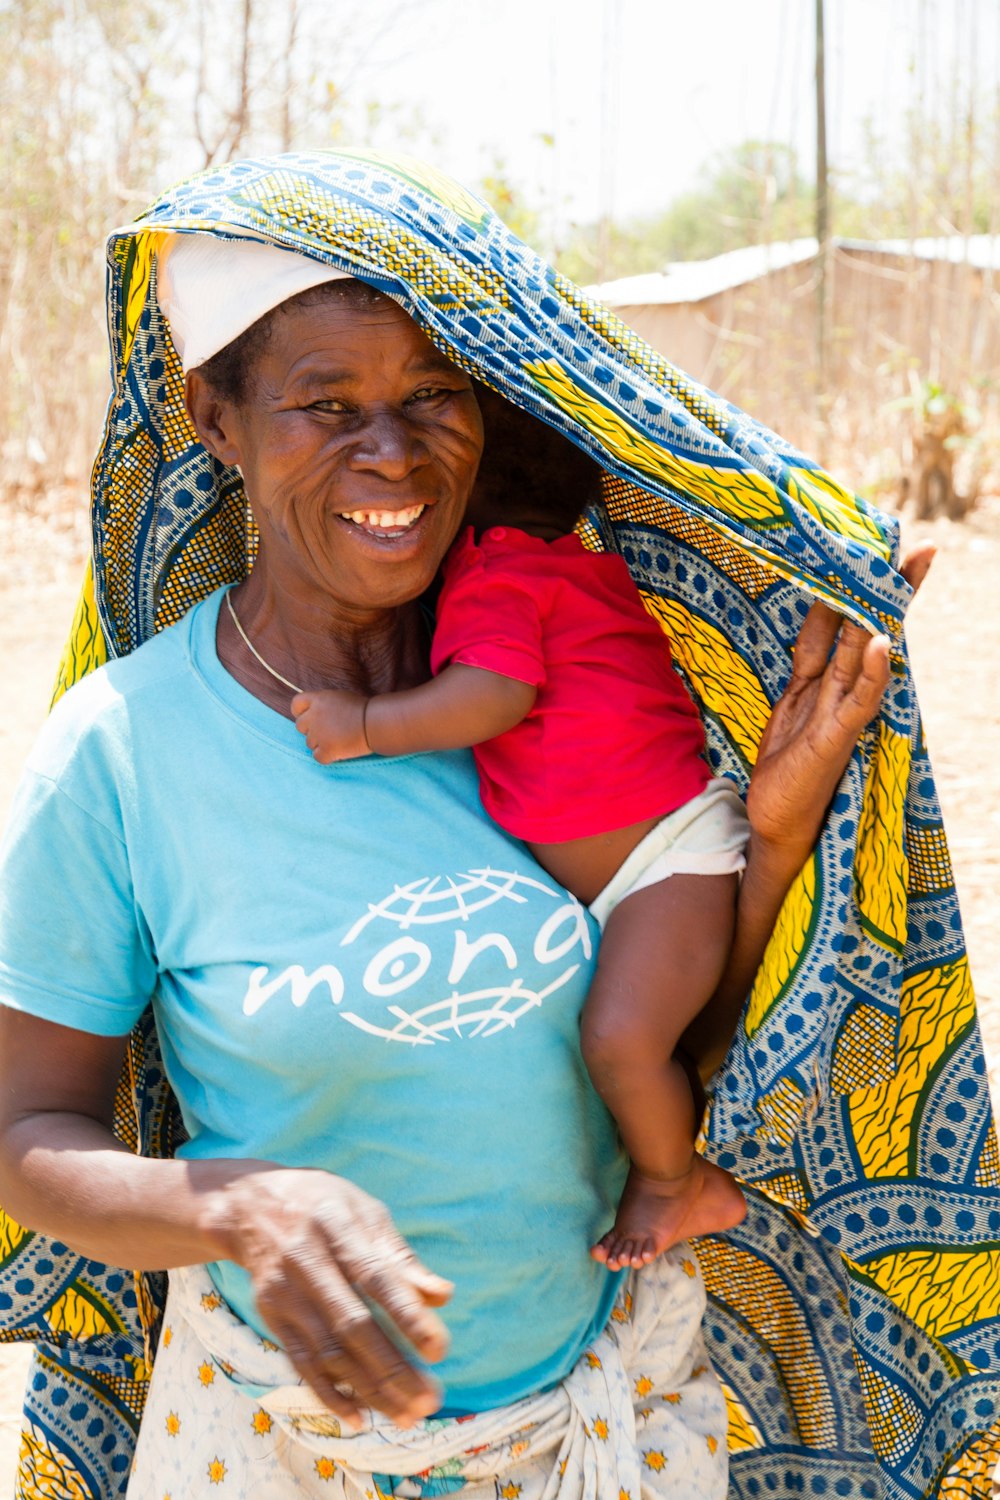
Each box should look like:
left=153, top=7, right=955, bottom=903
left=591, top=1157, right=746, bottom=1270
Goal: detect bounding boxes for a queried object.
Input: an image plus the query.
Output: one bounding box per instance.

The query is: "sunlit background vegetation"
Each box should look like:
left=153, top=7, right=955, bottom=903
left=3, top=0, right=1000, bottom=508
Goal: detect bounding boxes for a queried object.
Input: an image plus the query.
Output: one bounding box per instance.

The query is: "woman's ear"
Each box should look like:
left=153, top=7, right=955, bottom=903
left=185, top=370, right=243, bottom=466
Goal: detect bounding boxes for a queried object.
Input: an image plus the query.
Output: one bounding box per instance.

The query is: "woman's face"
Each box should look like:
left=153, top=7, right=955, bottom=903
left=194, top=294, right=484, bottom=613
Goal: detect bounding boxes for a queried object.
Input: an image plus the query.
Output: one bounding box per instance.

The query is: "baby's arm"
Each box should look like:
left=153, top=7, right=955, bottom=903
left=292, top=665, right=536, bottom=764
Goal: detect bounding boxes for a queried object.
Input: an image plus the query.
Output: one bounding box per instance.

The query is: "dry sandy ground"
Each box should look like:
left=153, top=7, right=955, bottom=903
left=0, top=498, right=997, bottom=1492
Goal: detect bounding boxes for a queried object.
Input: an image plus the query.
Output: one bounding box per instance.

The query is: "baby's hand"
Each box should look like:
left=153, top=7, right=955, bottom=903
left=292, top=689, right=370, bottom=764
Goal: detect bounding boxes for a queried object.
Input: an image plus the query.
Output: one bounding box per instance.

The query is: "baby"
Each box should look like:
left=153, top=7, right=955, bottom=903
left=293, top=404, right=749, bottom=1270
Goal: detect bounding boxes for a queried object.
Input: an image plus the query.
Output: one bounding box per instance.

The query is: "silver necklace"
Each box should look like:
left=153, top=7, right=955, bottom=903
left=225, top=588, right=303, bottom=695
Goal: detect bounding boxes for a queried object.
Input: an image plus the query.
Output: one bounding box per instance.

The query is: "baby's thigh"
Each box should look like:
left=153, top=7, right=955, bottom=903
left=586, top=872, right=739, bottom=1045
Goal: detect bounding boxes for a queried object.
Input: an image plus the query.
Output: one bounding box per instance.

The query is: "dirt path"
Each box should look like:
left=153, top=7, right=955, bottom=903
left=0, top=500, right=997, bottom=1490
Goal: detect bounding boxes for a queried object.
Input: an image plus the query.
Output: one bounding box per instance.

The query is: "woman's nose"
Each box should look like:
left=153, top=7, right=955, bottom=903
left=347, top=409, right=428, bottom=479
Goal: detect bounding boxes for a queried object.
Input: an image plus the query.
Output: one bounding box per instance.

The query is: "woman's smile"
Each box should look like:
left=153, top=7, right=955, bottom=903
left=333, top=498, right=434, bottom=549
left=338, top=502, right=427, bottom=536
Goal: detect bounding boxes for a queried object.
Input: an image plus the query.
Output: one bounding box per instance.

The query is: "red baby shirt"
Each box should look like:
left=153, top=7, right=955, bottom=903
left=431, top=525, right=710, bottom=841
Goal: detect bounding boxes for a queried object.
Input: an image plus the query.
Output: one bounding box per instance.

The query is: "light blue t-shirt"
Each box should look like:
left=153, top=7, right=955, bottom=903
left=0, top=588, right=626, bottom=1411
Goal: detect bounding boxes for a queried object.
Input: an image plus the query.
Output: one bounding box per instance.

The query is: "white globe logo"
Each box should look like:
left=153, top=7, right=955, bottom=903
left=335, top=867, right=591, bottom=1045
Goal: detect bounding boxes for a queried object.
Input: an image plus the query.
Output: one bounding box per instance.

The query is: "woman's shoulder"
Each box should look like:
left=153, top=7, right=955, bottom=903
left=26, top=598, right=208, bottom=788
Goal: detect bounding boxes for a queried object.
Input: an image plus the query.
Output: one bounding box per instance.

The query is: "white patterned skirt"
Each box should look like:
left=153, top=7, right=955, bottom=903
left=128, top=1245, right=727, bottom=1499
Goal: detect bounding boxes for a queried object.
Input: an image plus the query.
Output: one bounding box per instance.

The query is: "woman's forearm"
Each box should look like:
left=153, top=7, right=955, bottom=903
left=0, top=1108, right=271, bottom=1269
left=681, top=598, right=899, bottom=1081
left=0, top=1096, right=453, bottom=1426
left=681, top=831, right=810, bottom=1080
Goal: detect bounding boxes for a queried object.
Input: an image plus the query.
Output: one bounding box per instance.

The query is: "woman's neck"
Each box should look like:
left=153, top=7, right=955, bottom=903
left=217, top=569, right=429, bottom=716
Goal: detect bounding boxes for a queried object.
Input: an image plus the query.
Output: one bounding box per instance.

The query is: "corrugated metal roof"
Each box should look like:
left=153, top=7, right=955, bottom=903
left=587, top=235, right=1000, bottom=308
left=840, top=234, right=1000, bottom=270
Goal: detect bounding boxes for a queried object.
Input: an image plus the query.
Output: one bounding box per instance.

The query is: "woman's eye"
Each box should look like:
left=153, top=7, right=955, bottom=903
left=407, top=386, right=451, bottom=405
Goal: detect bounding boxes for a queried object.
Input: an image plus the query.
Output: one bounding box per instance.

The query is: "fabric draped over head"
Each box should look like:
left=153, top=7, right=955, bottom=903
left=88, top=151, right=911, bottom=666
left=2, top=149, right=996, bottom=1500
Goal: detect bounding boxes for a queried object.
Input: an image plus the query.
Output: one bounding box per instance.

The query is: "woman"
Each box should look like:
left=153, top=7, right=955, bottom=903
left=0, top=150, right=994, bottom=1500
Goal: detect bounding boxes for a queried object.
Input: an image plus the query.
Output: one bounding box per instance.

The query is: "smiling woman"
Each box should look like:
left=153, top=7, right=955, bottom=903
left=0, top=149, right=996, bottom=1500
left=193, top=290, right=484, bottom=652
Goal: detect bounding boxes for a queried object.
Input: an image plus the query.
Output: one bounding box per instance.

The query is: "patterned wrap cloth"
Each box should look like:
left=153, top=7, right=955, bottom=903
left=0, top=148, right=997, bottom=1499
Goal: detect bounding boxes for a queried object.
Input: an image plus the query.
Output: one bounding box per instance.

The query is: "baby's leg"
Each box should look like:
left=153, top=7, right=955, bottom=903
left=580, top=873, right=747, bottom=1269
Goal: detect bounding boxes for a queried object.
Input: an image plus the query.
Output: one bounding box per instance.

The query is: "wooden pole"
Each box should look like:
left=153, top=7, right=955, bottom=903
left=815, top=0, right=830, bottom=458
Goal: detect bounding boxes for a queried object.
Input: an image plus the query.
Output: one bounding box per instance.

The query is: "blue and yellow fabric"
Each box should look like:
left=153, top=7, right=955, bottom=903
left=2, top=149, right=997, bottom=1499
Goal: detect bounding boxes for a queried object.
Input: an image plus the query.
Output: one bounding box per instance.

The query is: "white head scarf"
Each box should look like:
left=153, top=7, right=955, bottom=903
left=157, top=234, right=350, bottom=373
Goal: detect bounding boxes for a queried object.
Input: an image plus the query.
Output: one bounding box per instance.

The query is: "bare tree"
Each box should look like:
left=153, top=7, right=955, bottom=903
left=194, top=0, right=257, bottom=168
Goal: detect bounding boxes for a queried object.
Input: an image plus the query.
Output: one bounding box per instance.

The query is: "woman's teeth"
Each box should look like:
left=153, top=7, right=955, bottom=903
left=341, top=504, right=426, bottom=532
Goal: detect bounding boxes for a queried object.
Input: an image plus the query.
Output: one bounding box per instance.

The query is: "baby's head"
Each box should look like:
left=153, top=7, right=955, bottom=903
left=469, top=382, right=605, bottom=542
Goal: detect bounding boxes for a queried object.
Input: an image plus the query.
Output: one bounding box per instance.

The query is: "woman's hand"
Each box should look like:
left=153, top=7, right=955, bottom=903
left=746, top=609, right=890, bottom=855
left=203, top=1168, right=453, bottom=1430
left=0, top=1012, right=451, bottom=1431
